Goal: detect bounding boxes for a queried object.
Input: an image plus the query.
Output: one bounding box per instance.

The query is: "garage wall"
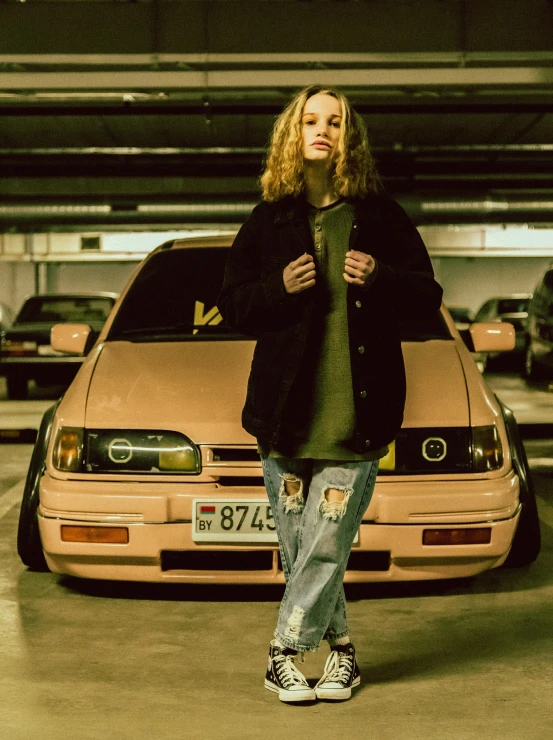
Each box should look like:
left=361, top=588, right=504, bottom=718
left=0, top=261, right=139, bottom=316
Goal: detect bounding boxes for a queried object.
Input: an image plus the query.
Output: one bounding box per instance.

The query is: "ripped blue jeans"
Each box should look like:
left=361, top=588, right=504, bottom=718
left=261, top=456, right=379, bottom=653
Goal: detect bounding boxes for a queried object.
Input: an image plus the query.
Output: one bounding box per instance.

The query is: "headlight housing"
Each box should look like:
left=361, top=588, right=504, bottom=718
left=378, top=425, right=503, bottom=475
left=52, top=428, right=201, bottom=474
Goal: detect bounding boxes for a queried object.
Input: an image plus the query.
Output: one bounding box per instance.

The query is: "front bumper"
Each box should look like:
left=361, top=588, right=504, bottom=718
left=38, top=470, right=521, bottom=584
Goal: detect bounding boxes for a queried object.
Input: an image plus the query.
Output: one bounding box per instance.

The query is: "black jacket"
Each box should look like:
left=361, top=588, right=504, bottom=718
left=217, top=193, right=443, bottom=453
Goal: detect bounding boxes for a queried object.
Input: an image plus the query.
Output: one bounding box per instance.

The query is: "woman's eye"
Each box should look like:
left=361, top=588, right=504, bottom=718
left=304, top=120, right=316, bottom=125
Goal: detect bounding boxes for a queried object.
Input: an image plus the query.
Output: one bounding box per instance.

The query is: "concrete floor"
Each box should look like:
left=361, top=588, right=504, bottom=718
left=0, top=375, right=553, bottom=739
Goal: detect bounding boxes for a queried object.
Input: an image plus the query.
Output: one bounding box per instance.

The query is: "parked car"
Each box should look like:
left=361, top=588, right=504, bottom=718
left=17, top=237, right=540, bottom=583
left=524, top=267, right=553, bottom=380
left=0, top=292, right=117, bottom=400
left=0, top=300, right=14, bottom=335
left=473, top=294, right=531, bottom=371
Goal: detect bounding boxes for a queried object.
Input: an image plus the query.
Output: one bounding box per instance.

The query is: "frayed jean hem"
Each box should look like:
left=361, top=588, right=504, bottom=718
left=323, top=629, right=350, bottom=641
left=274, top=630, right=321, bottom=654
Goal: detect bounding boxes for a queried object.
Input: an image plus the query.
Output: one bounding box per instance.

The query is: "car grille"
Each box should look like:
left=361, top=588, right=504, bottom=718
left=160, top=550, right=391, bottom=573
left=161, top=550, right=274, bottom=571
left=210, top=447, right=260, bottom=462
left=216, top=476, right=265, bottom=487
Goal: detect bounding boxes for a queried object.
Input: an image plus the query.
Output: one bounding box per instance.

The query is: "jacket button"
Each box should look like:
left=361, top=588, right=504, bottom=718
left=358, top=346, right=365, bottom=354
left=353, top=224, right=358, bottom=229
left=365, top=439, right=371, bottom=447
left=355, top=300, right=362, bottom=308
left=360, top=390, right=367, bottom=398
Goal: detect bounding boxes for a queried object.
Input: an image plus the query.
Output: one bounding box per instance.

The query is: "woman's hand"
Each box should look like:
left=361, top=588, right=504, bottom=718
left=283, top=253, right=317, bottom=294
left=344, top=250, right=376, bottom=286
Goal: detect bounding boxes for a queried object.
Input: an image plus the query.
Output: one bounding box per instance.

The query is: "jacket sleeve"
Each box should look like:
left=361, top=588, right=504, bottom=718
left=217, top=205, right=301, bottom=335
left=367, top=196, right=443, bottom=316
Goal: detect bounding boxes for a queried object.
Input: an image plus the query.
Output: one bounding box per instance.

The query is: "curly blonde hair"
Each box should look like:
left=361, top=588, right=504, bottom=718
left=260, top=86, right=381, bottom=202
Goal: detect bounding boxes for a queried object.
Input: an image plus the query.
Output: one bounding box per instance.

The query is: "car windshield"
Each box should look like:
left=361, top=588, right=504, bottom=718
left=496, top=298, right=529, bottom=314
left=108, top=247, right=452, bottom=342
left=17, top=296, right=114, bottom=324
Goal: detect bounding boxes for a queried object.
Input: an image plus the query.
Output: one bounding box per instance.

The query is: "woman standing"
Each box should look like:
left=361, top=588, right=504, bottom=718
left=218, top=86, right=442, bottom=703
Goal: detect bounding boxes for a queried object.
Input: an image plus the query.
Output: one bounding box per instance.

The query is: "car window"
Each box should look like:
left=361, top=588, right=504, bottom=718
left=17, top=296, right=114, bottom=324
left=496, top=298, right=529, bottom=314
left=108, top=247, right=452, bottom=342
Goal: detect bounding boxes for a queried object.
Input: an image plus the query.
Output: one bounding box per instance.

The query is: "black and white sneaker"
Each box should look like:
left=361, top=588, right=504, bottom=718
left=264, top=640, right=316, bottom=702
left=315, top=643, right=360, bottom=700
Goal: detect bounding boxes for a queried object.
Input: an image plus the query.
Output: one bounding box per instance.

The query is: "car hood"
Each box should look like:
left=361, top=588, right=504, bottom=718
left=402, top=340, right=469, bottom=427
left=84, top=338, right=469, bottom=444
left=85, top=340, right=256, bottom=444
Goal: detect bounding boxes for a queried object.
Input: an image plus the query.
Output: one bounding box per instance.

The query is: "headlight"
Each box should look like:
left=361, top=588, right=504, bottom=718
left=378, top=428, right=472, bottom=475
left=472, top=425, right=503, bottom=472
left=84, top=429, right=201, bottom=474
left=53, top=427, right=84, bottom=472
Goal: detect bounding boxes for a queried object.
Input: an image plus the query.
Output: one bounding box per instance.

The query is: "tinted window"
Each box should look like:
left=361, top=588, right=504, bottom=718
left=496, top=298, right=529, bottom=314
left=17, top=296, right=114, bottom=324
left=109, top=247, right=451, bottom=342
left=109, top=248, right=235, bottom=341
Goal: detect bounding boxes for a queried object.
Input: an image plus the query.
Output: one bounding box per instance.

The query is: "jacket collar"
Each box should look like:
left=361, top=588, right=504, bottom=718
left=271, top=193, right=378, bottom=225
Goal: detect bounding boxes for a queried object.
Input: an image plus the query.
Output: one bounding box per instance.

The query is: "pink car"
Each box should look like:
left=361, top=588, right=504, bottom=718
left=17, top=236, right=540, bottom=583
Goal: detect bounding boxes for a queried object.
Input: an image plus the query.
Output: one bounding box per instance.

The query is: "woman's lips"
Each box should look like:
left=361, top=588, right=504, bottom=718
left=312, top=142, right=331, bottom=149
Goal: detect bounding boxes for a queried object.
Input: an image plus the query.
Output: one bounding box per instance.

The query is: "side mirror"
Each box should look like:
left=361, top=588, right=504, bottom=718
left=51, top=323, right=92, bottom=355
left=469, top=322, right=515, bottom=353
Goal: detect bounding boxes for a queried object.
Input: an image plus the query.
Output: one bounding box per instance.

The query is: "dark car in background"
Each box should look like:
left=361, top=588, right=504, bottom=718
left=0, top=301, right=14, bottom=336
left=524, top=268, right=553, bottom=380
left=0, top=292, right=117, bottom=399
left=473, top=294, right=531, bottom=371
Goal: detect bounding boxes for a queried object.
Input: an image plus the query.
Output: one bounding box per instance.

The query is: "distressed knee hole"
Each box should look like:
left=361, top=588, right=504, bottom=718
left=319, top=486, right=353, bottom=521
left=278, top=474, right=304, bottom=513
left=284, top=605, right=305, bottom=639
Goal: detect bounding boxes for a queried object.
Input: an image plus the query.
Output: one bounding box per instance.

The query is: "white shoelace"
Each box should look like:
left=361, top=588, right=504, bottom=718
left=317, top=650, right=353, bottom=686
left=273, top=653, right=309, bottom=689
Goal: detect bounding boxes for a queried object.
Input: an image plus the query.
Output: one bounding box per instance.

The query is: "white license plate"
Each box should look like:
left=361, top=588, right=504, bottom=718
left=192, top=499, right=278, bottom=542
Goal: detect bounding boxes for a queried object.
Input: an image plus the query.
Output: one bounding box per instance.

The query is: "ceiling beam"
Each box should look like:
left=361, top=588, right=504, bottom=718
left=2, top=68, right=553, bottom=90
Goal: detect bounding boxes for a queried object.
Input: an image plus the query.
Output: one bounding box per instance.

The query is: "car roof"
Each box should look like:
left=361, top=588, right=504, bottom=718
left=156, top=235, right=236, bottom=251
left=22, top=291, right=119, bottom=300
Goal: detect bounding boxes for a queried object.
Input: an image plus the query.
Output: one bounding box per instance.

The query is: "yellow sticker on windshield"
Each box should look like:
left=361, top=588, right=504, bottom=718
left=193, top=301, right=223, bottom=334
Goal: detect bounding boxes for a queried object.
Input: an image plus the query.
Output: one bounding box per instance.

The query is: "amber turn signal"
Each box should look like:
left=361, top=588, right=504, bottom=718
left=423, top=528, right=492, bottom=546
left=61, top=526, right=129, bottom=544
left=53, top=427, right=83, bottom=472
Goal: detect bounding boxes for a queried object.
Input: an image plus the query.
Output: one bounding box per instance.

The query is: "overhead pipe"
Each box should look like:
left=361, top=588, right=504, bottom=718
left=1, top=198, right=553, bottom=226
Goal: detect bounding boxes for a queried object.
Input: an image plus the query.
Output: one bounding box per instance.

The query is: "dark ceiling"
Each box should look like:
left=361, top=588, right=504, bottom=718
left=1, top=0, right=553, bottom=228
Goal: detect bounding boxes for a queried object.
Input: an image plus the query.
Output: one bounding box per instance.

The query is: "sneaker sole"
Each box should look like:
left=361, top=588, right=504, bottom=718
left=264, top=679, right=317, bottom=703
left=315, top=676, right=361, bottom=701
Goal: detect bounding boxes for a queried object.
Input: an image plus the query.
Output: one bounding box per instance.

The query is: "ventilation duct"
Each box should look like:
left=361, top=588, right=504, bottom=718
left=1, top=198, right=553, bottom=226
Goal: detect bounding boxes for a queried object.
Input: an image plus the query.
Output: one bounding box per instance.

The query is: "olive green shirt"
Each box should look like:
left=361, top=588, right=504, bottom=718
left=261, top=198, right=388, bottom=461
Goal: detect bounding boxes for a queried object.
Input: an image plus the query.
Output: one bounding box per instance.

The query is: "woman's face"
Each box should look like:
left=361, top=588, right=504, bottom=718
left=301, top=93, right=342, bottom=165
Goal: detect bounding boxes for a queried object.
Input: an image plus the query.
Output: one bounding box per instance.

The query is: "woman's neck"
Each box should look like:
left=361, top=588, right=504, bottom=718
left=304, top=165, right=339, bottom=209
